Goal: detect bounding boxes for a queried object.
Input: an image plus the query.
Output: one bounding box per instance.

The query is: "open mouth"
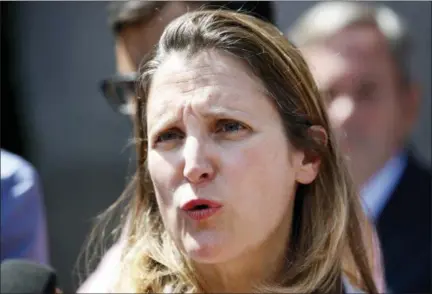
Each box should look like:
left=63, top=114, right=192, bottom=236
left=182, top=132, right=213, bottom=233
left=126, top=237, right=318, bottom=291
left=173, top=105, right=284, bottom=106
left=181, top=199, right=222, bottom=221
left=181, top=199, right=222, bottom=211
left=189, top=204, right=210, bottom=211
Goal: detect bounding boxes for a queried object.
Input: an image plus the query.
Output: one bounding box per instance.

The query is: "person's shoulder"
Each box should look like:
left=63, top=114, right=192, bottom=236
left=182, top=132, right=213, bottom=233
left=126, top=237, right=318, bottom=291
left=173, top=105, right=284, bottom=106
left=393, top=150, right=431, bottom=216
left=380, top=150, right=430, bottom=223
left=1, top=149, right=40, bottom=199
left=1, top=149, right=37, bottom=180
left=404, top=151, right=431, bottom=186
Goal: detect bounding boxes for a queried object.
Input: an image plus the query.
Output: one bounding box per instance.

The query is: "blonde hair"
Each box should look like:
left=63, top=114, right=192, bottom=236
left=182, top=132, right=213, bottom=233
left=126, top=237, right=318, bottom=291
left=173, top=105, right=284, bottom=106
left=83, top=9, right=379, bottom=293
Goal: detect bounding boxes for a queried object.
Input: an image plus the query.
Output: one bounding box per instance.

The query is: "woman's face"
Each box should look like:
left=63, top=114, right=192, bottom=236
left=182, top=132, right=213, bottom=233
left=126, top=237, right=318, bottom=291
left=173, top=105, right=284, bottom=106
left=146, top=50, right=314, bottom=264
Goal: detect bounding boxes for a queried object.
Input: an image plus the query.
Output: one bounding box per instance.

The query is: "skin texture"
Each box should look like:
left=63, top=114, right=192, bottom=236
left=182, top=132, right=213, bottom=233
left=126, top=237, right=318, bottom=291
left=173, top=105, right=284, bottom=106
left=301, top=24, right=420, bottom=187
left=146, top=50, right=321, bottom=292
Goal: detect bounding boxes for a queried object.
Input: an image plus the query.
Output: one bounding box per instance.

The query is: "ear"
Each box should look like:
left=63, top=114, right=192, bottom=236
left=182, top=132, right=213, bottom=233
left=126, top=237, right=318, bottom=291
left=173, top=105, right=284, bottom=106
left=402, top=82, right=421, bottom=134
left=295, top=125, right=328, bottom=185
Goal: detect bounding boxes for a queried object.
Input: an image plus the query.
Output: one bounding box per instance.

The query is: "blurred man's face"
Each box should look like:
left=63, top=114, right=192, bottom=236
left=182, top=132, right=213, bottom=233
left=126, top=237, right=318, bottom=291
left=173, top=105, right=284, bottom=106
left=302, top=24, right=419, bottom=186
left=107, top=2, right=199, bottom=115
left=115, top=2, right=197, bottom=74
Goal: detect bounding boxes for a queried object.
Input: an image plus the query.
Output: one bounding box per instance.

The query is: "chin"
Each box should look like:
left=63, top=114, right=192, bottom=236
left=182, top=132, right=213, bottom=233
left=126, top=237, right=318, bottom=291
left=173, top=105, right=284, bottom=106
left=181, top=231, right=235, bottom=264
left=187, top=246, right=223, bottom=263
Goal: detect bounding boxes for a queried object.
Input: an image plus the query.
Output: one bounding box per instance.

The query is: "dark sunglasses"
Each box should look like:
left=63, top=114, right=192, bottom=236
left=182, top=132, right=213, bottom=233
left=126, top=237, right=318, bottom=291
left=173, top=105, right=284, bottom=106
left=99, top=72, right=138, bottom=115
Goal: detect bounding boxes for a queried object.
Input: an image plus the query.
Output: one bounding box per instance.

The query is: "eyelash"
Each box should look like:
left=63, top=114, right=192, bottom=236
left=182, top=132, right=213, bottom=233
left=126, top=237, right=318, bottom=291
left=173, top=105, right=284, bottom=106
left=155, top=129, right=184, bottom=143
left=215, top=119, right=246, bottom=134
left=154, top=120, right=247, bottom=144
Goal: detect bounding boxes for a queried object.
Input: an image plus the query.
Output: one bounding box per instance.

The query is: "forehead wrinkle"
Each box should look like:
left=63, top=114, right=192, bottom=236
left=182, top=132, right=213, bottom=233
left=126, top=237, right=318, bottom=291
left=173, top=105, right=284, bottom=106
left=147, top=50, right=272, bottom=132
left=147, top=83, right=258, bottom=133
left=149, top=74, right=264, bottom=119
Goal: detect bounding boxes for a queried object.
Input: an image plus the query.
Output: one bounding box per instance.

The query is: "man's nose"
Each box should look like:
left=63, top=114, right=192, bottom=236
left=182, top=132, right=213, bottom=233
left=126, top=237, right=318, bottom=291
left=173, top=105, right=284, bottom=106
left=182, top=136, right=215, bottom=184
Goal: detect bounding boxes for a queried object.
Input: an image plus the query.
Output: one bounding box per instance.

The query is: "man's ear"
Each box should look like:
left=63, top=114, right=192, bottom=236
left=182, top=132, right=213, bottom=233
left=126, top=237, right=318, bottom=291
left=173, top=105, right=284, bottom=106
left=295, top=125, right=328, bottom=185
left=403, top=82, right=421, bottom=135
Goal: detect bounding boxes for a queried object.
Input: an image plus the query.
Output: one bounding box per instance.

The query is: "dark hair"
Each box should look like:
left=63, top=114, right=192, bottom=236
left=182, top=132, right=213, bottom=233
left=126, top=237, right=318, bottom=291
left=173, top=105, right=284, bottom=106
left=107, top=1, right=274, bottom=35
left=107, top=1, right=195, bottom=35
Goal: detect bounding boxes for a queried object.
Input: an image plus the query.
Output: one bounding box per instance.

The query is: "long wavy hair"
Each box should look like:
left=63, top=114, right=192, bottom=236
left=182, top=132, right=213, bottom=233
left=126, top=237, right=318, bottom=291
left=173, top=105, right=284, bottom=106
left=82, top=9, right=380, bottom=294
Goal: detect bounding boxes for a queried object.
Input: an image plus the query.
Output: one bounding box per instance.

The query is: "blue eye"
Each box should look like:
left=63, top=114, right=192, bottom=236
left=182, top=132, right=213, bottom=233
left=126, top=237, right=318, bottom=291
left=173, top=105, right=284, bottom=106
left=156, top=129, right=184, bottom=143
left=216, top=120, right=246, bottom=133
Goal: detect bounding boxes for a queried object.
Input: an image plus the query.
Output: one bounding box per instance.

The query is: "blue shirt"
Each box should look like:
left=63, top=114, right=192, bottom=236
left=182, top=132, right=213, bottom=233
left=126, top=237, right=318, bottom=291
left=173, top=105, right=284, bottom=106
left=360, top=152, right=407, bottom=222
left=1, top=149, right=49, bottom=264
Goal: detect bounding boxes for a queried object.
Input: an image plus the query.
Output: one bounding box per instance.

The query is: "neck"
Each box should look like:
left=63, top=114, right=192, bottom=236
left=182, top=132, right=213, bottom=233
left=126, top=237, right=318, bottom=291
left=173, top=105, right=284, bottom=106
left=193, top=206, right=294, bottom=293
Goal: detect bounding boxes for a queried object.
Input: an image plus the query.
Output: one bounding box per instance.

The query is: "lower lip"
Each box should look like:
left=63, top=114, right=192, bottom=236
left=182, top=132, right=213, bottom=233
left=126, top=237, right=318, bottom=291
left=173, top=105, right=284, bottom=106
left=184, top=207, right=221, bottom=221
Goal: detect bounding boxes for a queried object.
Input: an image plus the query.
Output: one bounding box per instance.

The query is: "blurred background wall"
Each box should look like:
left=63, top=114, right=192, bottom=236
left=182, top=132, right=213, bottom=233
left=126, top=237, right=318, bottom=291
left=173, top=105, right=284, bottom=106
left=1, top=1, right=430, bottom=291
left=1, top=2, right=133, bottom=289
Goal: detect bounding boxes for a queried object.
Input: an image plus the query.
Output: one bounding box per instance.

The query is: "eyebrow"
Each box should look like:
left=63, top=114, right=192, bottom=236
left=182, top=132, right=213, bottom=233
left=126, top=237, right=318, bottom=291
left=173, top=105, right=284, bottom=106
left=147, top=105, right=253, bottom=136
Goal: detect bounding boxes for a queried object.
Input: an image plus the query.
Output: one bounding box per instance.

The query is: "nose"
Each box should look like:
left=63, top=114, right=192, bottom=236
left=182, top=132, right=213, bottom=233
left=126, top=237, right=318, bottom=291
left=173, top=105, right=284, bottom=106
left=182, top=136, right=216, bottom=184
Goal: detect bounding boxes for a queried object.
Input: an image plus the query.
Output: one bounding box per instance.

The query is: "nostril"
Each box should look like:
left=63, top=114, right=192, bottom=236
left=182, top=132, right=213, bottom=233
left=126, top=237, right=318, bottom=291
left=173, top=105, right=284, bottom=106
left=183, top=164, right=214, bottom=183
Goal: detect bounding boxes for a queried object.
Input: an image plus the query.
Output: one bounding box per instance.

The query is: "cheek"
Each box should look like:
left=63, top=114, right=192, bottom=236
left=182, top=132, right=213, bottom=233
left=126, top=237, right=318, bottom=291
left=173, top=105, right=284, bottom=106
left=148, top=153, right=183, bottom=240
left=362, top=100, right=399, bottom=135
left=147, top=151, right=181, bottom=210
left=223, top=135, right=296, bottom=227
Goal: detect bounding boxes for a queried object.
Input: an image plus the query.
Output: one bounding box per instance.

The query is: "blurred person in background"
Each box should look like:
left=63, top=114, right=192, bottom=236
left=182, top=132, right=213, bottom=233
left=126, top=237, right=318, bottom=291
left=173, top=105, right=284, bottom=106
left=287, top=2, right=431, bottom=292
left=99, top=1, right=273, bottom=117
left=79, top=2, right=273, bottom=292
left=100, top=1, right=205, bottom=116
left=1, top=149, right=50, bottom=265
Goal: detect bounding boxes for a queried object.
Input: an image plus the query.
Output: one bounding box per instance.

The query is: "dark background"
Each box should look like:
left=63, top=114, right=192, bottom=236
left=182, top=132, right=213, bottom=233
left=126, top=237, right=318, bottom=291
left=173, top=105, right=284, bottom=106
left=1, top=1, right=430, bottom=291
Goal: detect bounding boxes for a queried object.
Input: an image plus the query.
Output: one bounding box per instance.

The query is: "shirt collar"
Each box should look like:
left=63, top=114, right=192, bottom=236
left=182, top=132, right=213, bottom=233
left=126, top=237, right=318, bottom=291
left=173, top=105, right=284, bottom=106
left=360, top=152, right=408, bottom=221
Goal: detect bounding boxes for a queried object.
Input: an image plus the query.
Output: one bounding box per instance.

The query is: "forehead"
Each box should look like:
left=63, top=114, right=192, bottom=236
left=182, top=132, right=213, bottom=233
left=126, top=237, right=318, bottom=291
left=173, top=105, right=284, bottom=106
left=146, top=50, right=269, bottom=118
left=305, top=24, right=396, bottom=88
left=324, top=24, right=393, bottom=67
